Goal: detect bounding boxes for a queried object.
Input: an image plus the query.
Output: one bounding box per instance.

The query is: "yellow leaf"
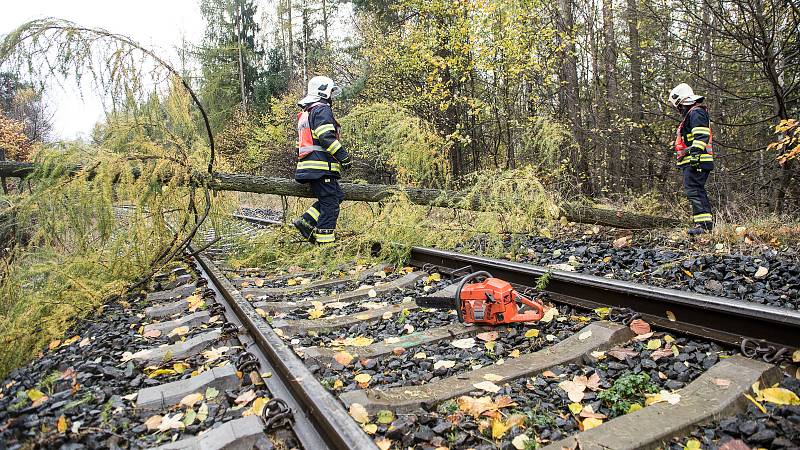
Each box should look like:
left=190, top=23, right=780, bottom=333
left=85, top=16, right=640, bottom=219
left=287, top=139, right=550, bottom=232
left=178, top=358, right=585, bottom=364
left=646, top=339, right=662, bottom=350
left=148, top=369, right=177, bottom=378
left=287, top=279, right=297, bottom=286
left=744, top=394, right=767, bottom=414
left=509, top=349, right=520, bottom=358
left=491, top=418, right=510, bottom=439
left=354, top=373, right=372, bottom=384
left=173, top=362, right=190, bottom=374
left=254, top=278, right=264, bottom=287
left=682, top=269, right=693, bottom=278
left=375, top=438, right=392, bottom=450
left=568, top=402, right=583, bottom=414
left=169, top=326, right=190, bottom=337
left=758, top=387, right=800, bottom=405
left=345, top=336, right=374, bottom=347
left=684, top=438, right=701, bottom=450
left=333, top=379, right=343, bottom=389
left=250, top=397, right=268, bottom=416
left=308, top=308, right=324, bottom=320
left=666, top=311, right=676, bottom=321
left=793, top=349, right=800, bottom=363
left=627, top=403, right=642, bottom=413
left=56, top=415, right=67, bottom=433
left=582, top=417, right=603, bottom=430
left=255, top=308, right=267, bottom=318
left=48, top=340, right=61, bottom=350
left=594, top=307, right=610, bottom=318
left=26, top=389, right=45, bottom=402
left=363, top=423, right=378, bottom=434
left=524, top=329, right=539, bottom=338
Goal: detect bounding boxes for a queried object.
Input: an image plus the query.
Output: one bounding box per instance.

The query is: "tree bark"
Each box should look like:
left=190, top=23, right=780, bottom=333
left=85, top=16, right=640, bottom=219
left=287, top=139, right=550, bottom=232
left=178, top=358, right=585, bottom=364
left=626, top=0, right=643, bottom=190
left=602, top=0, right=620, bottom=191
left=0, top=161, right=681, bottom=229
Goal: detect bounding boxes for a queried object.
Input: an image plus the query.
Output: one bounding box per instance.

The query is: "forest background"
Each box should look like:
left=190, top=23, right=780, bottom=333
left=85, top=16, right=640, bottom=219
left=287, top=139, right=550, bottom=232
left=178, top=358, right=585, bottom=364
left=1, top=0, right=799, bottom=216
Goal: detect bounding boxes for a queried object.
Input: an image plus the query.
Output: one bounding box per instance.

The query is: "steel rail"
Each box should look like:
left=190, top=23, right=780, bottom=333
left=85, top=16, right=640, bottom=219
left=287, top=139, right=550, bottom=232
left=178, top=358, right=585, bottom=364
left=409, top=246, right=800, bottom=352
left=194, top=252, right=377, bottom=450
left=231, top=213, right=282, bottom=226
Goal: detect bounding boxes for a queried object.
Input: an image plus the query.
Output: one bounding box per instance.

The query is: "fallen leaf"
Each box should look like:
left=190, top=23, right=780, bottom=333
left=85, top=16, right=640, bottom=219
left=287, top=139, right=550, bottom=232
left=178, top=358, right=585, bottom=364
left=344, top=336, right=374, bottom=347
left=376, top=410, right=394, bottom=424
left=645, top=390, right=681, bottom=406
left=333, top=379, right=343, bottom=389
left=434, top=360, right=456, bottom=370
left=629, top=319, right=651, bottom=335
left=578, top=330, right=592, bottom=341
left=183, top=408, right=197, bottom=426
left=745, top=393, right=767, bottom=413
left=367, top=289, right=378, bottom=298
left=582, top=417, right=603, bottom=430
left=234, top=390, right=257, bottom=406
left=594, top=307, right=611, bottom=319
left=147, top=368, right=176, bottom=378
left=509, top=349, right=520, bottom=358
left=362, top=423, right=378, bottom=434
left=511, top=434, right=531, bottom=450
left=684, top=439, right=702, bottom=450
left=568, top=402, right=583, bottom=414
left=540, top=307, right=558, bottom=323
left=646, top=339, right=662, bottom=350
left=650, top=348, right=673, bottom=361
left=758, top=387, right=800, bottom=405
left=334, top=351, right=354, bottom=366
left=144, top=414, right=163, bottom=430
left=173, top=362, right=190, bottom=374
left=485, top=341, right=496, bottom=352
left=632, top=332, right=654, bottom=341
left=205, top=387, right=219, bottom=400
left=559, top=379, right=586, bottom=402
left=627, top=403, right=643, bottom=413
left=349, top=403, right=370, bottom=423
left=712, top=378, right=731, bottom=389
left=381, top=311, right=393, bottom=320
left=452, top=338, right=476, bottom=349
left=27, top=389, right=47, bottom=407
left=413, top=352, right=427, bottom=359
left=168, top=326, right=190, bottom=337
left=666, top=310, right=676, bottom=321
left=122, top=392, right=138, bottom=401
left=248, top=397, right=268, bottom=416
left=179, top=392, right=204, bottom=408
left=754, top=266, right=769, bottom=279
left=157, top=413, right=185, bottom=432
left=56, top=415, right=67, bottom=433
left=613, top=236, right=629, bottom=248
left=491, top=417, right=510, bottom=439
left=476, top=331, right=499, bottom=341
left=542, top=370, right=559, bottom=379
left=143, top=329, right=162, bottom=338
left=590, top=351, right=606, bottom=360
left=402, top=324, right=415, bottom=334
left=48, top=340, right=61, bottom=350
left=524, top=329, right=540, bottom=338
left=202, top=346, right=229, bottom=362
left=384, top=337, right=400, bottom=344
left=375, top=438, right=393, bottom=450
left=197, top=402, right=209, bottom=422
left=483, top=373, right=504, bottom=382
left=354, top=373, right=372, bottom=385
left=472, top=381, right=501, bottom=393
left=718, top=439, right=752, bottom=450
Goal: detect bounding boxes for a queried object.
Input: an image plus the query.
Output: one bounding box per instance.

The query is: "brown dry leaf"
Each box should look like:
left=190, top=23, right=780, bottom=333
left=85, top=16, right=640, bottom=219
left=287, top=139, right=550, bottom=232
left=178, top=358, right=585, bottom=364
left=718, top=439, right=752, bottom=450
left=666, top=311, right=676, bottom=322
left=143, top=329, right=162, bottom=338
left=157, top=413, right=185, bottom=432
left=607, top=347, right=638, bottom=361
left=542, top=370, right=560, bottom=379
left=558, top=378, right=587, bottom=402
left=629, top=319, right=651, bottom=335
left=334, top=351, right=354, bottom=366
left=79, top=338, right=91, bottom=347
left=168, top=326, right=190, bottom=337
left=585, top=373, right=601, bottom=391
left=144, top=414, right=163, bottom=431
left=254, top=278, right=264, bottom=287
left=712, top=378, right=732, bottom=389
left=612, top=236, right=629, bottom=248
left=179, top=392, right=204, bottom=408
left=349, top=403, right=370, bottom=423
left=476, top=331, right=499, bottom=342
left=451, top=338, right=476, bottom=349
left=48, top=340, right=61, bottom=350
left=650, top=348, right=674, bottom=361
left=375, top=438, right=393, bottom=450
left=234, top=390, right=257, bottom=406
left=472, top=381, right=501, bottom=393
left=578, top=404, right=607, bottom=419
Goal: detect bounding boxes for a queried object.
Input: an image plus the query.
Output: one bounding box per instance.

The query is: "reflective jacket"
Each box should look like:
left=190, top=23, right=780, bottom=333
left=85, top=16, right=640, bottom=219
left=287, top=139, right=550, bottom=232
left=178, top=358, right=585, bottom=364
left=675, top=105, right=714, bottom=170
left=295, top=101, right=351, bottom=182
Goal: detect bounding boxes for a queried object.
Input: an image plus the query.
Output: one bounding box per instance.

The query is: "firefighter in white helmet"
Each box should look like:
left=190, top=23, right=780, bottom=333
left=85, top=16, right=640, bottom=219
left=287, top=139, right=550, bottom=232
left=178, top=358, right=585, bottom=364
left=669, top=83, right=714, bottom=235
left=292, top=76, right=352, bottom=244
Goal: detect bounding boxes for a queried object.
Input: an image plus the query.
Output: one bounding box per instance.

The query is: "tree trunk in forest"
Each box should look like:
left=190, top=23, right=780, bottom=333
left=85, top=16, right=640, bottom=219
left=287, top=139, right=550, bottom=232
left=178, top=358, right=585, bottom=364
left=602, top=0, right=620, bottom=192
left=0, top=161, right=682, bottom=229
left=286, top=0, right=294, bottom=77
left=626, top=0, right=643, bottom=190
left=321, top=0, right=329, bottom=45
left=557, top=0, right=591, bottom=195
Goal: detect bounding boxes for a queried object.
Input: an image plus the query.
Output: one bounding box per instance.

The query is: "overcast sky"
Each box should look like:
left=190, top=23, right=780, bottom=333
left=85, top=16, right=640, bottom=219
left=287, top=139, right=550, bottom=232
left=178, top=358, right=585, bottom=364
left=1, top=1, right=206, bottom=139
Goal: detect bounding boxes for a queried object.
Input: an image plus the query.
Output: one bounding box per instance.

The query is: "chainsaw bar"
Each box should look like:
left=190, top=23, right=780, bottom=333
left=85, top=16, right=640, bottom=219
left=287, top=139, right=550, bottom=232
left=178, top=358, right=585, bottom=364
left=415, top=296, right=457, bottom=309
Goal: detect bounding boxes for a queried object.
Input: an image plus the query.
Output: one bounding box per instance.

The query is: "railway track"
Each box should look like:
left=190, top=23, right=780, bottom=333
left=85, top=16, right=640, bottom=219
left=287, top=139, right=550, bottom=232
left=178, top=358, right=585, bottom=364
left=1, top=213, right=798, bottom=449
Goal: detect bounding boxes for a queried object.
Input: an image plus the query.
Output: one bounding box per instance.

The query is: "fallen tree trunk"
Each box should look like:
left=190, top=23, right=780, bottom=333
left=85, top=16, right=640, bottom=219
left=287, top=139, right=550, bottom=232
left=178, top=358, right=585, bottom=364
left=0, top=161, right=681, bottom=229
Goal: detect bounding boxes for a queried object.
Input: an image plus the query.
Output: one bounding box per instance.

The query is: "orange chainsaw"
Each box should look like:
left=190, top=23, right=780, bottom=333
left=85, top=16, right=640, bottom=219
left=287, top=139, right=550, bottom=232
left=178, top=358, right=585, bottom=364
left=416, top=271, right=545, bottom=325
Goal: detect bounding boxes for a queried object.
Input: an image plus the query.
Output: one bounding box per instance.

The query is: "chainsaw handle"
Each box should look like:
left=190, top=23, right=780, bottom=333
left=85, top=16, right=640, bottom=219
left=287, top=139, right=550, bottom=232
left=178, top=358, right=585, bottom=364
left=454, top=271, right=492, bottom=323
left=515, top=292, right=545, bottom=320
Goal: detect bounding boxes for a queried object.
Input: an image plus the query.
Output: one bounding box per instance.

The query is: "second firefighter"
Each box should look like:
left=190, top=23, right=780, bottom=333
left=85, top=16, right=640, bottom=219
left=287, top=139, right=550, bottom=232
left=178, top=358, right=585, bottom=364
left=292, top=76, right=352, bottom=244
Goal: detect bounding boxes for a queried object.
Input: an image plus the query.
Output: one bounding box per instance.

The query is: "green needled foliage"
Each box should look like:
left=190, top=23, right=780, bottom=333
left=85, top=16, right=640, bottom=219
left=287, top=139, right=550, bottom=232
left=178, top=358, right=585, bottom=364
left=0, top=19, right=227, bottom=377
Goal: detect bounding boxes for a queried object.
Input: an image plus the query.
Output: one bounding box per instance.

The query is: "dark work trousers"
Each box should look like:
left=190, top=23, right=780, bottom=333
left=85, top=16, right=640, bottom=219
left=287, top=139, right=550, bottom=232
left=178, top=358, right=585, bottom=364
left=682, top=167, right=713, bottom=229
left=304, top=177, right=344, bottom=231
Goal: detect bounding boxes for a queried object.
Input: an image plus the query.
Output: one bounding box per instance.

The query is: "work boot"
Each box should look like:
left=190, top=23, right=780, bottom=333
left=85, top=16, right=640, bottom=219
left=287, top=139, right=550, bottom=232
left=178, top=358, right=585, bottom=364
left=313, top=228, right=336, bottom=245
left=687, top=226, right=707, bottom=236
left=292, top=218, right=315, bottom=242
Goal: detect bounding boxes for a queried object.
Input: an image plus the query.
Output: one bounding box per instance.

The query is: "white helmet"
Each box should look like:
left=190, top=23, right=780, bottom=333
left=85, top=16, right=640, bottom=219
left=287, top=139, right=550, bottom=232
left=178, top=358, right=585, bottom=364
left=298, top=75, right=342, bottom=106
left=668, top=83, right=704, bottom=107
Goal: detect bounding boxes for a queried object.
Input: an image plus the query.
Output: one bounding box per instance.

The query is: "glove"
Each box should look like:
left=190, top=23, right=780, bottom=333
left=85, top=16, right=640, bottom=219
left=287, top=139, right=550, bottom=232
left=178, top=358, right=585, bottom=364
left=689, top=154, right=701, bottom=170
